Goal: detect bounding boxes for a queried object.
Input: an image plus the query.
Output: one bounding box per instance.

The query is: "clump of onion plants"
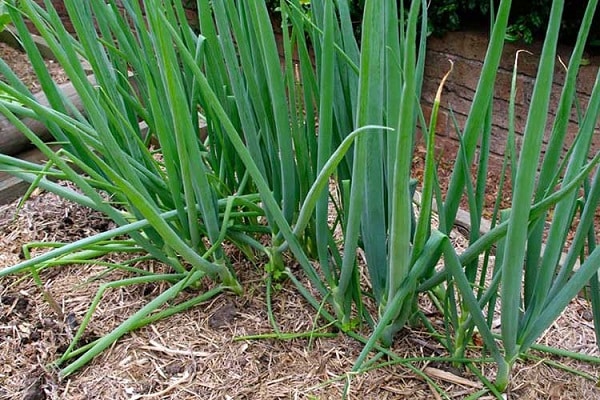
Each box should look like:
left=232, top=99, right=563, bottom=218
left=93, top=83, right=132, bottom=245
left=0, top=0, right=599, bottom=393
left=283, top=0, right=600, bottom=392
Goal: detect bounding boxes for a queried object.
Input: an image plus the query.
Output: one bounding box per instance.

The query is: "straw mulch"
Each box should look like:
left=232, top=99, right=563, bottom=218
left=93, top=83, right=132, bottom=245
left=0, top=43, right=69, bottom=92
left=1, top=188, right=599, bottom=400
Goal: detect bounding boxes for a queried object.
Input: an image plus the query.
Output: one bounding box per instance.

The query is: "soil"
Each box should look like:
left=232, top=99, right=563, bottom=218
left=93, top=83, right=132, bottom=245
left=1, top=188, right=600, bottom=400
left=0, top=42, right=69, bottom=92
left=1, top=37, right=600, bottom=400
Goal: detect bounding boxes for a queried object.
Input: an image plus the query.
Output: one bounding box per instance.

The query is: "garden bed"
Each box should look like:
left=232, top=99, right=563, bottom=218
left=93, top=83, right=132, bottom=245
left=0, top=188, right=599, bottom=399
left=1, top=11, right=600, bottom=399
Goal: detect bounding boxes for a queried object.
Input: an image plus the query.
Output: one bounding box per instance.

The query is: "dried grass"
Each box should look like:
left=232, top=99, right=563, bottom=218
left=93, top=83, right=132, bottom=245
left=1, top=190, right=599, bottom=400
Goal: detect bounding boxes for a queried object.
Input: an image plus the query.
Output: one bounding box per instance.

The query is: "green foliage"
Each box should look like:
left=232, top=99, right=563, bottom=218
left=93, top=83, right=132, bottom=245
left=0, top=0, right=599, bottom=394
left=319, top=0, right=600, bottom=44
left=502, top=0, right=550, bottom=43
left=0, top=1, right=11, bottom=31
left=425, top=0, right=593, bottom=43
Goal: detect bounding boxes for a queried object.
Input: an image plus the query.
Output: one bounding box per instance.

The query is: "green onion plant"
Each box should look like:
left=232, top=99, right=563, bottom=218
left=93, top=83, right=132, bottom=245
left=0, top=0, right=598, bottom=392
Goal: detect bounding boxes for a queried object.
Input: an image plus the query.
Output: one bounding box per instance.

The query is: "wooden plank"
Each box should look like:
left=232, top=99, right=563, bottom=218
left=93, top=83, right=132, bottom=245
left=0, top=77, right=95, bottom=156
left=0, top=27, right=57, bottom=60
left=0, top=146, right=55, bottom=205
left=0, top=175, right=29, bottom=205
left=0, top=26, right=93, bottom=156
left=0, top=117, right=205, bottom=206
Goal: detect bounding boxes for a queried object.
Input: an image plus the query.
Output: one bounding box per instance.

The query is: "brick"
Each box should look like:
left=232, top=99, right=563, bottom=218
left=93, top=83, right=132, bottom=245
left=421, top=104, right=449, bottom=137
left=427, top=31, right=489, bottom=62
left=426, top=50, right=529, bottom=106
left=494, top=69, right=527, bottom=105
left=487, top=152, right=505, bottom=172
left=434, top=136, right=461, bottom=162
left=445, top=110, right=467, bottom=137
left=545, top=86, right=583, bottom=123
left=437, top=85, right=479, bottom=118
left=544, top=118, right=580, bottom=148
left=488, top=126, right=509, bottom=158
left=577, top=66, right=598, bottom=96
left=499, top=41, right=543, bottom=77
left=491, top=97, right=528, bottom=134
left=591, top=129, right=600, bottom=156
left=425, top=52, right=482, bottom=91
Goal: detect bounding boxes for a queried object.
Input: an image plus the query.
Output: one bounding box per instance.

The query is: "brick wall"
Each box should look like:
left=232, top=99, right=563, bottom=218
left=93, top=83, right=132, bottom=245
left=423, top=30, right=600, bottom=168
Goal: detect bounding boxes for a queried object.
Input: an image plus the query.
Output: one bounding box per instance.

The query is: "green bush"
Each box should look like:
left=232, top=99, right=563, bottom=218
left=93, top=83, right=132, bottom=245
left=428, top=1, right=599, bottom=44
left=424, top=1, right=600, bottom=44
left=289, top=0, right=600, bottom=44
